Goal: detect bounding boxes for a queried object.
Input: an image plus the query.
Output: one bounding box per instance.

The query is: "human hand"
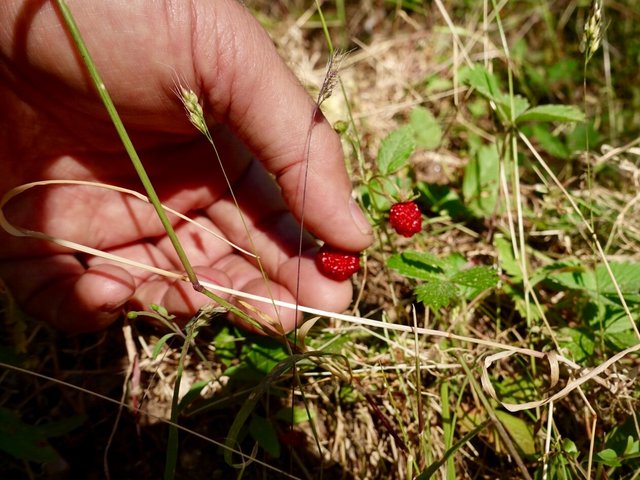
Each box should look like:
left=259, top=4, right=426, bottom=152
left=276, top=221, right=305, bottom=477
left=0, top=0, right=373, bottom=332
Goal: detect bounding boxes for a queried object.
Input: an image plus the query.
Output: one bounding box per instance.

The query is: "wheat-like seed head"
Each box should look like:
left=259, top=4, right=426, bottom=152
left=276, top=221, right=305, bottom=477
left=580, top=0, right=603, bottom=64
left=179, top=87, right=208, bottom=136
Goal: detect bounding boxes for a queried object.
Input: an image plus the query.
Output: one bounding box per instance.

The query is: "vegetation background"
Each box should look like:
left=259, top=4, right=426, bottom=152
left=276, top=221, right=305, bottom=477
left=2, top=0, right=640, bottom=479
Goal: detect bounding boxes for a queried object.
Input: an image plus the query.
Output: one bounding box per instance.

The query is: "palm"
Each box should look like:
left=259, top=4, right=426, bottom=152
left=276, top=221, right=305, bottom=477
left=0, top=0, right=372, bottom=332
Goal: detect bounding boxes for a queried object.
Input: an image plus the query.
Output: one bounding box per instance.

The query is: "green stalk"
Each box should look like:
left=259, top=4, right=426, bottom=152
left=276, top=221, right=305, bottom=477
left=53, top=5, right=277, bottom=478
left=314, top=0, right=335, bottom=54
left=53, top=0, right=261, bottom=328
left=54, top=0, right=199, bottom=287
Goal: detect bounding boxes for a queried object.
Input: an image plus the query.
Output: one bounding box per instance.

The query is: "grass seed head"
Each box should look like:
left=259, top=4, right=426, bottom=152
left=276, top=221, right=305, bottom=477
left=580, top=0, right=603, bottom=64
left=180, top=87, right=208, bottom=136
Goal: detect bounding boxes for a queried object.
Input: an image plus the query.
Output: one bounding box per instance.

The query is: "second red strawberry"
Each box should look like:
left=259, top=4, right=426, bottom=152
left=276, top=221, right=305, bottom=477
left=389, top=201, right=422, bottom=237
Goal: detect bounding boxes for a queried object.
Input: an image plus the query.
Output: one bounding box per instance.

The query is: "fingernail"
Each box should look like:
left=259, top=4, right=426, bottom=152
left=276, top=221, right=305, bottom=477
left=349, top=198, right=372, bottom=236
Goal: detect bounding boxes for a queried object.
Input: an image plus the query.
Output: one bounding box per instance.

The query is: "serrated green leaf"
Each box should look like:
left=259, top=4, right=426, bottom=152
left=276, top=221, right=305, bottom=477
left=387, top=251, right=445, bottom=280
left=151, top=332, right=176, bottom=360
left=451, top=266, right=498, bottom=290
left=595, top=262, right=640, bottom=295
left=545, top=263, right=595, bottom=291
left=495, top=411, right=536, bottom=456
left=409, top=106, right=442, bottom=150
left=376, top=126, right=415, bottom=175
left=440, top=253, right=467, bottom=276
left=516, top=104, right=585, bottom=124
left=244, top=339, right=290, bottom=376
left=249, top=415, right=281, bottom=458
left=415, top=279, right=459, bottom=310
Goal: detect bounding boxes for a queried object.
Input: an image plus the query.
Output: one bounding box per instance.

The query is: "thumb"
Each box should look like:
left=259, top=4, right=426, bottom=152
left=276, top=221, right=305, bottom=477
left=193, top=0, right=373, bottom=252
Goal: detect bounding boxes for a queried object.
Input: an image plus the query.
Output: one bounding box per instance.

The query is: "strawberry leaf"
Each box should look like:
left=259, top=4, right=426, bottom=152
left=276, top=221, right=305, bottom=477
left=450, top=266, right=498, bottom=291
left=464, top=65, right=503, bottom=102
left=387, top=251, right=444, bottom=279
left=516, top=104, right=585, bottom=124
left=409, top=106, right=442, bottom=150
left=377, top=126, right=415, bottom=175
left=415, top=279, right=459, bottom=310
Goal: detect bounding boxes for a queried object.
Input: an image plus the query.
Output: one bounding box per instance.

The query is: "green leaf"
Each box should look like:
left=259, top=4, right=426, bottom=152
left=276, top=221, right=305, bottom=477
left=212, top=326, right=239, bottom=367
left=376, top=126, right=415, bottom=175
left=605, top=418, right=640, bottom=457
left=516, top=104, right=585, bottom=124
left=276, top=406, right=314, bottom=425
left=0, top=409, right=84, bottom=464
left=496, top=94, right=530, bottom=123
left=440, top=253, right=468, bottom=276
left=567, top=122, right=600, bottom=151
left=367, top=177, right=391, bottom=212
left=495, top=411, right=536, bottom=456
left=595, top=448, right=622, bottom=467
left=387, top=251, right=445, bottom=280
left=418, top=419, right=491, bottom=479
left=531, top=124, right=571, bottom=159
left=249, top=415, right=281, bottom=458
left=243, top=338, right=290, bottom=375
left=464, top=65, right=503, bottom=102
left=409, top=106, right=442, bottom=150
left=450, top=266, right=498, bottom=291
left=151, top=303, right=170, bottom=318
left=595, top=262, right=640, bottom=296
left=177, top=380, right=210, bottom=412
left=544, top=263, right=595, bottom=291
left=151, top=332, right=176, bottom=360
left=418, top=182, right=469, bottom=219
left=462, top=144, right=500, bottom=218
left=558, top=327, right=596, bottom=363
left=415, top=279, right=459, bottom=310
left=494, top=235, right=522, bottom=279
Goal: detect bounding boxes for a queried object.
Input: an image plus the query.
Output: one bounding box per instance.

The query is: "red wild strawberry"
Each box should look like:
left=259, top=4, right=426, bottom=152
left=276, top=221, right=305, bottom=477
left=315, top=245, right=360, bottom=281
left=389, top=201, right=422, bottom=237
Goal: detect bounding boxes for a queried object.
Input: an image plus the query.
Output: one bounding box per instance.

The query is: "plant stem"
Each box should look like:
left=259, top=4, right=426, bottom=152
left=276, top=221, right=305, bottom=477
left=54, top=0, right=199, bottom=287
left=53, top=0, right=267, bottom=330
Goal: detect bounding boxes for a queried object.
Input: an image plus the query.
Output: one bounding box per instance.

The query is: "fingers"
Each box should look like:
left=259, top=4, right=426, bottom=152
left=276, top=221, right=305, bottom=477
left=0, top=256, right=135, bottom=332
left=130, top=266, right=232, bottom=320
left=211, top=252, right=353, bottom=333
left=193, top=0, right=373, bottom=252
